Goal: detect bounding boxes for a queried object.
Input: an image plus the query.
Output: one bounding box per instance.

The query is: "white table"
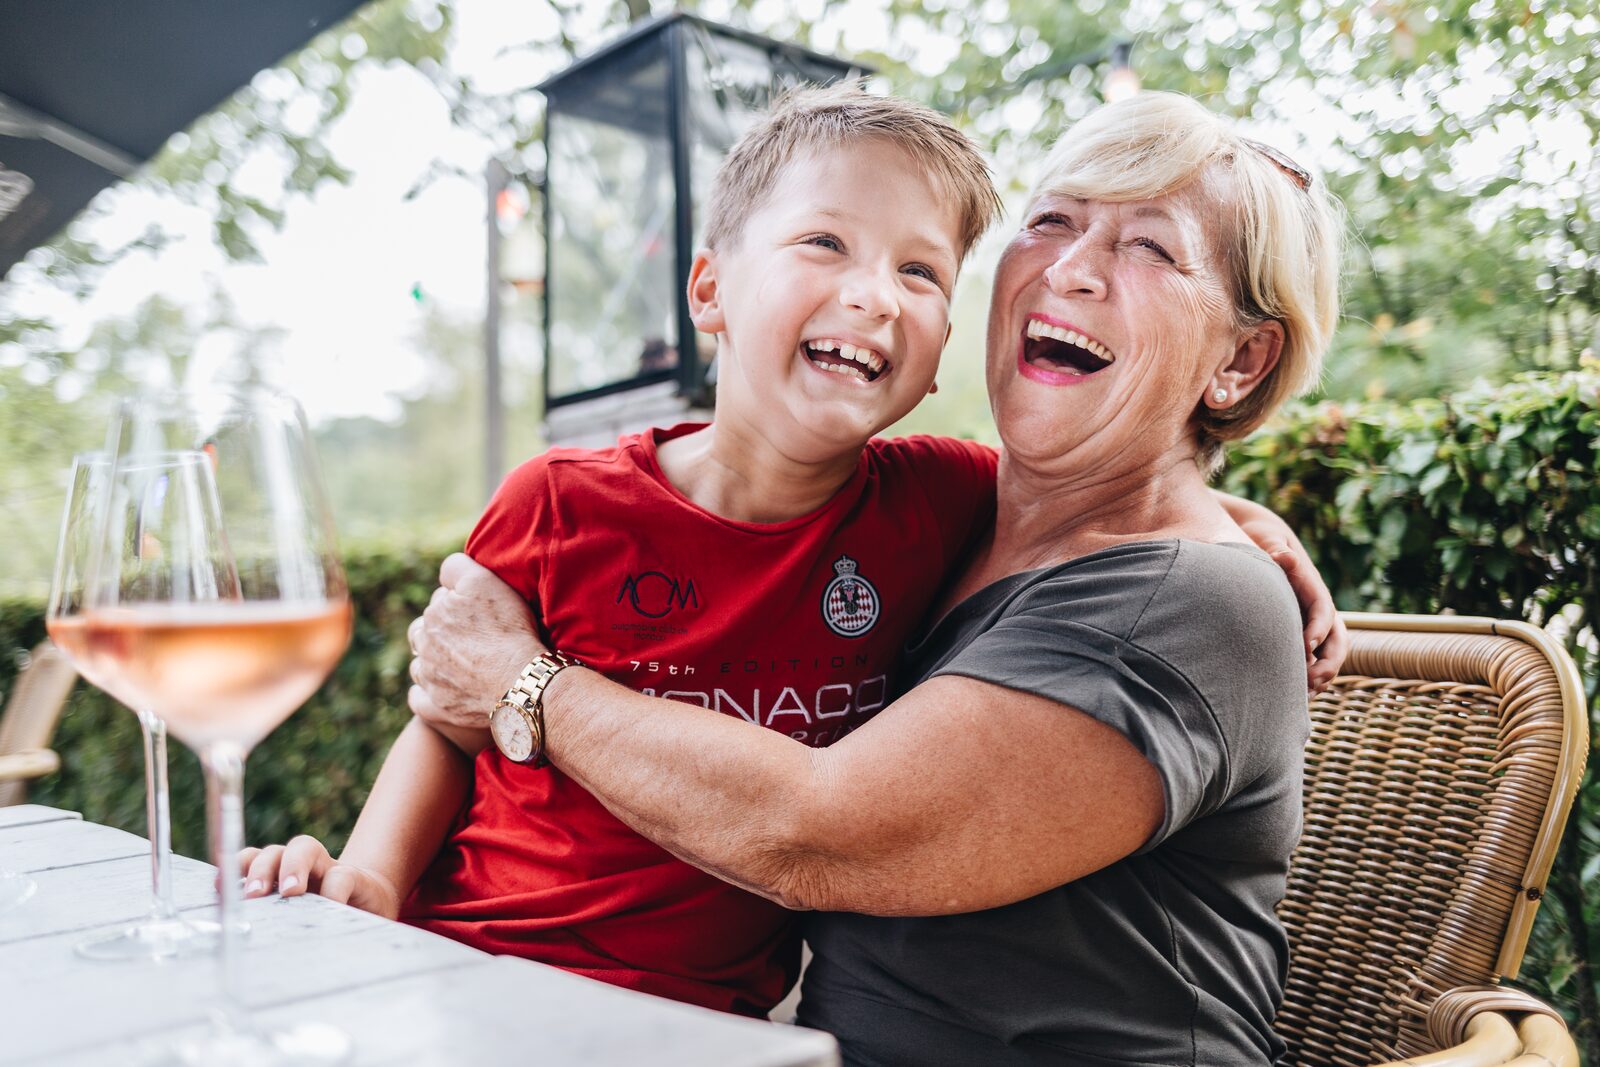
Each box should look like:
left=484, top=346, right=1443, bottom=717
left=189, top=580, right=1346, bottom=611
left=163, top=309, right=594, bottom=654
left=0, top=805, right=839, bottom=1066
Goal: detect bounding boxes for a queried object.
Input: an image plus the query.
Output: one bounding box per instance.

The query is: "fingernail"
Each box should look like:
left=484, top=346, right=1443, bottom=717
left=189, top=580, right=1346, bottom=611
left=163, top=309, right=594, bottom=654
left=244, top=879, right=264, bottom=896
left=279, top=875, right=300, bottom=892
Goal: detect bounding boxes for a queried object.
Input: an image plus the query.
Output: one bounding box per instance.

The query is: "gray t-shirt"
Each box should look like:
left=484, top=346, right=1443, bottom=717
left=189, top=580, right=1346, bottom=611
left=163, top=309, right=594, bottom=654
left=798, top=539, right=1309, bottom=1067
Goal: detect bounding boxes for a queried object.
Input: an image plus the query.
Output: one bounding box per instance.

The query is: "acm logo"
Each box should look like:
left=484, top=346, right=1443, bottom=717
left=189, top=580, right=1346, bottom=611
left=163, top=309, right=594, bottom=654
left=617, top=571, right=701, bottom=619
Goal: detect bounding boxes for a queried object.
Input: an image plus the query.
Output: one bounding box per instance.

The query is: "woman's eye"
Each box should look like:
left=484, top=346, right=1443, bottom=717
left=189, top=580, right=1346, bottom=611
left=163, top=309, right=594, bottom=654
left=1029, top=212, right=1072, bottom=230
left=1133, top=237, right=1174, bottom=262
left=805, top=233, right=844, bottom=251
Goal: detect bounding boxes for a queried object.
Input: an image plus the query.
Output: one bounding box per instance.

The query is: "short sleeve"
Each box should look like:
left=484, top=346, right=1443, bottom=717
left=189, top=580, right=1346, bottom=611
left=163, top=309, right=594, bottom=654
left=889, top=435, right=998, bottom=565
left=931, top=572, right=1230, bottom=852
left=464, top=452, right=555, bottom=609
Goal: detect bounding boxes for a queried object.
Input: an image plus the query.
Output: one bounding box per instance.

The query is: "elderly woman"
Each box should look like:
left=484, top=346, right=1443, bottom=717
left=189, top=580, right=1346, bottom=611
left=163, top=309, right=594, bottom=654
left=416, top=90, right=1338, bottom=1065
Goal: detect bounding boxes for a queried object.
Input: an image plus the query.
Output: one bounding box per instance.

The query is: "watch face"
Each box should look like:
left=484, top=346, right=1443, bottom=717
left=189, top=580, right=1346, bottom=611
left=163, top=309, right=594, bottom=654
left=490, top=704, right=535, bottom=763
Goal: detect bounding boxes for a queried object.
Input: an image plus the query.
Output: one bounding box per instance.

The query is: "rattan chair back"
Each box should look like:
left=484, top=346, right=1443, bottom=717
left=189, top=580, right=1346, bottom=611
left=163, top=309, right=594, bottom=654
left=1275, top=614, right=1587, bottom=1066
left=0, top=641, right=77, bottom=806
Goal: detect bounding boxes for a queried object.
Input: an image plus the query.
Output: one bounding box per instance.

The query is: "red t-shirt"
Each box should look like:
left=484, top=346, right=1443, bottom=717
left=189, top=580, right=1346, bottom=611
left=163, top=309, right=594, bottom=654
left=402, top=424, right=997, bottom=1016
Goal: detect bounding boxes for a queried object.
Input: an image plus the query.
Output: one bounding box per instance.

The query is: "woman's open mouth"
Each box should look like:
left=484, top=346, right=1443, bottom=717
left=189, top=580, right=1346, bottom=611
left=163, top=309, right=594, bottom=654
left=1020, top=318, right=1116, bottom=379
left=802, top=339, right=890, bottom=384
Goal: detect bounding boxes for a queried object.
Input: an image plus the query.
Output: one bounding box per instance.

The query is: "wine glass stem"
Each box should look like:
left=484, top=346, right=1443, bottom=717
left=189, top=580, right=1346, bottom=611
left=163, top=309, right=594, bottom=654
left=203, top=742, right=251, bottom=1032
left=138, top=710, right=178, bottom=922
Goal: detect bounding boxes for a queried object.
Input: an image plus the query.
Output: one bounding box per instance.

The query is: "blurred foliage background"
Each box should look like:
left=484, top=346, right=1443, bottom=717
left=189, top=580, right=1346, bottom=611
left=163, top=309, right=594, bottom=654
left=2, top=0, right=1595, bottom=592
left=1, top=0, right=1597, bottom=1054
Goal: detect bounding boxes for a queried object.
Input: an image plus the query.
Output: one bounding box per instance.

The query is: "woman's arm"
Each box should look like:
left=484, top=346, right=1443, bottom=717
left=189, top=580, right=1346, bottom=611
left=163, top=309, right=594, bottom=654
left=544, top=669, right=1163, bottom=916
left=410, top=555, right=1163, bottom=916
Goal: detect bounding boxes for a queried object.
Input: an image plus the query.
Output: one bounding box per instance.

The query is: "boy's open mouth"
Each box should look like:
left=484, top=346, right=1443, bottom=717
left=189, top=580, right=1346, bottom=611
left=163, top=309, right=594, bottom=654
left=802, top=339, right=890, bottom=383
left=1021, top=319, right=1116, bottom=375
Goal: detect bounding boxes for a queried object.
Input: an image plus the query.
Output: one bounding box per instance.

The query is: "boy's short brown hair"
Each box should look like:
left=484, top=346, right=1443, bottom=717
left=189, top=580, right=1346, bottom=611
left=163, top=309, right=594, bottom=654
left=701, top=82, right=1002, bottom=262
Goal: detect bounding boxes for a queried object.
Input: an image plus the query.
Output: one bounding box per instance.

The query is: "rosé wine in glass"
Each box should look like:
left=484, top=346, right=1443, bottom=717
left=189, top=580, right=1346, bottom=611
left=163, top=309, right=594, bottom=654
left=42, top=615, right=103, bottom=691
left=84, top=600, right=351, bottom=751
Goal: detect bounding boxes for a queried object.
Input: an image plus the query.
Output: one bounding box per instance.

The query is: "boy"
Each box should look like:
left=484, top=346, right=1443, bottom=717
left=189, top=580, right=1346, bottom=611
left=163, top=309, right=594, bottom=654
left=246, top=84, right=1007, bottom=1017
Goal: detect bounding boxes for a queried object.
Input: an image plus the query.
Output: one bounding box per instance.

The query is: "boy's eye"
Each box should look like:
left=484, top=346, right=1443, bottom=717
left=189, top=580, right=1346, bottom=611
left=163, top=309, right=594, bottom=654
left=902, top=263, right=941, bottom=284
left=804, top=233, right=844, bottom=252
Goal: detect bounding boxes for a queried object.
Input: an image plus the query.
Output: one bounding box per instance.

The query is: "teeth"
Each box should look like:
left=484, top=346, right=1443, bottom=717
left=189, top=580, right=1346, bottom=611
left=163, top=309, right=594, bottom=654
left=805, top=340, right=887, bottom=376
left=1024, top=320, right=1116, bottom=363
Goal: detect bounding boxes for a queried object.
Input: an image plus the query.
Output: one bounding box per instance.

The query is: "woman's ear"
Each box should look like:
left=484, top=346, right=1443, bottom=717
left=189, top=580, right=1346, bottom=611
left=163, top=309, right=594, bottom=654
left=1208, top=319, right=1284, bottom=410
left=687, top=250, right=725, bottom=334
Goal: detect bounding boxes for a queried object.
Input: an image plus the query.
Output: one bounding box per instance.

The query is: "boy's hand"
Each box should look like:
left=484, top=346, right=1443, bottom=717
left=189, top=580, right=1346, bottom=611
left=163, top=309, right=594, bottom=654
left=1216, top=491, right=1348, bottom=693
left=238, top=836, right=403, bottom=920
left=408, top=553, right=546, bottom=733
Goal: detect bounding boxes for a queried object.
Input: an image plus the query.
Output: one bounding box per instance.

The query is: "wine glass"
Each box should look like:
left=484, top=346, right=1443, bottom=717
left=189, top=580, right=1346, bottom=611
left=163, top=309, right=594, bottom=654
left=85, top=387, right=353, bottom=1064
left=44, top=451, right=222, bottom=958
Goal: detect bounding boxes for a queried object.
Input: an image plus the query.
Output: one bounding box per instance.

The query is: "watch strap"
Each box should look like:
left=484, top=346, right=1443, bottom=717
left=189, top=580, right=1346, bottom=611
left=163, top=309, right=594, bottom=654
left=498, top=651, right=581, bottom=767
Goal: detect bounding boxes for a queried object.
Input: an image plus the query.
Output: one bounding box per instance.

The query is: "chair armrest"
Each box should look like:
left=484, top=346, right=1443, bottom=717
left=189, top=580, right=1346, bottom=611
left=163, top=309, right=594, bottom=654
left=1512, top=1013, right=1579, bottom=1067
left=1370, top=986, right=1578, bottom=1067
left=0, top=749, right=61, bottom=783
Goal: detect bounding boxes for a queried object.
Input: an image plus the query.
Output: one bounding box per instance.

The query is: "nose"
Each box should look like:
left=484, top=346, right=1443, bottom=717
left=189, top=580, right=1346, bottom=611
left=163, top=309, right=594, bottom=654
left=1042, top=240, right=1108, bottom=301
left=838, top=260, right=901, bottom=322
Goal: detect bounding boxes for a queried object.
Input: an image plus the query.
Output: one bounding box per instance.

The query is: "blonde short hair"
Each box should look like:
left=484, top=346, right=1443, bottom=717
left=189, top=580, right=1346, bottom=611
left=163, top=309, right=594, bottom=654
left=702, top=82, right=1002, bottom=262
left=1033, top=91, right=1343, bottom=472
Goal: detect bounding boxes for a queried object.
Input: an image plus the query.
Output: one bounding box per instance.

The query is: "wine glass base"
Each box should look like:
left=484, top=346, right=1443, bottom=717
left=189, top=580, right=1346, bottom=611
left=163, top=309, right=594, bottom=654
left=172, top=1022, right=351, bottom=1066
left=0, top=871, right=38, bottom=914
left=75, top=915, right=240, bottom=961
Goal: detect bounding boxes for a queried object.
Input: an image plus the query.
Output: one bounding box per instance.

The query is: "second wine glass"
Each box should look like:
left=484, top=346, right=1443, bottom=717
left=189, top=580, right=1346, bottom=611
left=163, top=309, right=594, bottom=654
left=45, top=451, right=222, bottom=959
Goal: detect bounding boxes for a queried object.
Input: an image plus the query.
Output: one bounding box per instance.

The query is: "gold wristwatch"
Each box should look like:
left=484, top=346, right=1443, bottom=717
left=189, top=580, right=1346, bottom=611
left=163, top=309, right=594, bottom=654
left=489, top=651, right=581, bottom=766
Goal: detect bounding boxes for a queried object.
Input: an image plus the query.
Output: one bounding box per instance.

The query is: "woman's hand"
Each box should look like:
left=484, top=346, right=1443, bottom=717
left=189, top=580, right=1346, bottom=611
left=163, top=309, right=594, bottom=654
left=1267, top=541, right=1348, bottom=694
left=238, top=836, right=402, bottom=920
left=408, top=553, right=547, bottom=733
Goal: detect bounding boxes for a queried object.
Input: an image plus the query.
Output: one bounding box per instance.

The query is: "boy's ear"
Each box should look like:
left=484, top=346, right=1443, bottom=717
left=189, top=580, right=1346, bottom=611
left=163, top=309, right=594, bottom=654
left=926, top=323, right=952, bottom=392
left=687, top=249, right=725, bottom=334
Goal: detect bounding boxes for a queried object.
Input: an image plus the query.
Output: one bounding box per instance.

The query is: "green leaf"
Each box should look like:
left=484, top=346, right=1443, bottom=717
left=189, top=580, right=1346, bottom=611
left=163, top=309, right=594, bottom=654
left=1393, top=438, right=1439, bottom=476
left=1419, top=464, right=1453, bottom=497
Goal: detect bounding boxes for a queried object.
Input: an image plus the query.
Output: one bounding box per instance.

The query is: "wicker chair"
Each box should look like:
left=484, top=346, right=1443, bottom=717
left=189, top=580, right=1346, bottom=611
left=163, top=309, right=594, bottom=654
left=1278, top=613, right=1587, bottom=1067
left=0, top=641, right=77, bottom=806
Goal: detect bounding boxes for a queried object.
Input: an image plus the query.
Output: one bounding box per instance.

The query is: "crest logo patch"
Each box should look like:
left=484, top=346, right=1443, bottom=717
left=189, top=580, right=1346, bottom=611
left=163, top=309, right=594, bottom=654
left=822, top=555, right=880, bottom=638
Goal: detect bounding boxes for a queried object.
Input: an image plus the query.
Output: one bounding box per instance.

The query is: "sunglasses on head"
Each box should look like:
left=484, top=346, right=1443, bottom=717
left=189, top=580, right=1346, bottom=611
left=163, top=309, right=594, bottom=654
left=1240, top=137, right=1312, bottom=191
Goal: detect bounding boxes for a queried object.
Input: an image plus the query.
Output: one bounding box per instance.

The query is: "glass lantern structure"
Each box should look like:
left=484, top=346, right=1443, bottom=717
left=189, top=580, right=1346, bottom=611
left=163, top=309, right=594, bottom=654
left=536, top=13, right=866, bottom=441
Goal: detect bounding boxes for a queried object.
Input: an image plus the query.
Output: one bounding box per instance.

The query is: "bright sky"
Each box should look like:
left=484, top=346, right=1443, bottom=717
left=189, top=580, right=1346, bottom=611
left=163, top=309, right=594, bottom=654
left=3, top=0, right=1591, bottom=424
left=7, top=0, right=557, bottom=422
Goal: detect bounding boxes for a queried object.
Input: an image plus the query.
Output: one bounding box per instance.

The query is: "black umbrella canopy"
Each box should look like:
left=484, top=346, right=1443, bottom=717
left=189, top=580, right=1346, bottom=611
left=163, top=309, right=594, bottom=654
left=0, top=0, right=370, bottom=281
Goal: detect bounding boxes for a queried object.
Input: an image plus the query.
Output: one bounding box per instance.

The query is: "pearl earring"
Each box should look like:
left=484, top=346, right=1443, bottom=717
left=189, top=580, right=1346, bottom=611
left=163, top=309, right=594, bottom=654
left=1212, top=388, right=1228, bottom=404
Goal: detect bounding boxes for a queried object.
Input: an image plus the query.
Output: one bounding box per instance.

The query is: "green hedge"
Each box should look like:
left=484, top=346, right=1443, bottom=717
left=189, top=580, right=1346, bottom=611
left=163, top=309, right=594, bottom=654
left=0, top=540, right=457, bottom=859
left=4, top=367, right=1597, bottom=1051
left=1222, top=365, right=1600, bottom=1054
